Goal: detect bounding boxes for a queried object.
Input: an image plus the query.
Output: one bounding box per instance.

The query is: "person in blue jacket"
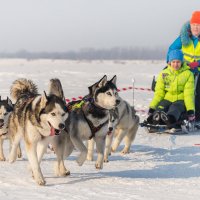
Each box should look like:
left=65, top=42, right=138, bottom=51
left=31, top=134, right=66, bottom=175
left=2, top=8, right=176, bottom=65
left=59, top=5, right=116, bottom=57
left=167, top=11, right=200, bottom=125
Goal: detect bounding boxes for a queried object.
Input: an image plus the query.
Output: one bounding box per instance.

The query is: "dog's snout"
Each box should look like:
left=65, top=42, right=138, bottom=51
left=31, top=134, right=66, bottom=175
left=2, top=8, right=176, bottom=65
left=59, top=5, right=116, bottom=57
left=116, top=99, right=120, bottom=105
left=58, top=123, right=65, bottom=130
left=109, top=127, right=113, bottom=132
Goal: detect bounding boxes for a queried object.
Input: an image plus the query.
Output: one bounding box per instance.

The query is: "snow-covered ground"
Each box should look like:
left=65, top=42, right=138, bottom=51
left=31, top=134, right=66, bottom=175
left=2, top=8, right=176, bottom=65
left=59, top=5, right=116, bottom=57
left=0, top=59, right=200, bottom=200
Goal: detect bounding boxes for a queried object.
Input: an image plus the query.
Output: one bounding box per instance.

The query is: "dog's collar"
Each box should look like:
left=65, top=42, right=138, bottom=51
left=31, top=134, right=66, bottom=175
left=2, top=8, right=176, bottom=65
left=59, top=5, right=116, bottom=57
left=66, top=97, right=107, bottom=112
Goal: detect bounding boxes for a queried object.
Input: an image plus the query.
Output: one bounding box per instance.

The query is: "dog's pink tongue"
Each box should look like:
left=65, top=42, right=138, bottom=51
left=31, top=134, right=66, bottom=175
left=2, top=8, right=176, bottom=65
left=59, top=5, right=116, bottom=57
left=50, top=127, right=55, bottom=136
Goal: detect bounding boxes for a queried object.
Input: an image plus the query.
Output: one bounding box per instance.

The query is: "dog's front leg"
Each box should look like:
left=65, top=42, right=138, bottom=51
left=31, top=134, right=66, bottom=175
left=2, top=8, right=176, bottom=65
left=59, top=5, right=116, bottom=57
left=9, top=133, right=22, bottom=163
left=122, top=118, right=139, bottom=154
left=111, top=129, right=127, bottom=153
left=37, top=139, right=50, bottom=164
left=95, top=137, right=105, bottom=169
left=0, top=138, right=5, bottom=161
left=53, top=134, right=73, bottom=176
left=70, top=136, right=87, bottom=166
left=25, top=142, right=46, bottom=186
left=86, top=138, right=94, bottom=161
left=104, top=134, right=113, bottom=162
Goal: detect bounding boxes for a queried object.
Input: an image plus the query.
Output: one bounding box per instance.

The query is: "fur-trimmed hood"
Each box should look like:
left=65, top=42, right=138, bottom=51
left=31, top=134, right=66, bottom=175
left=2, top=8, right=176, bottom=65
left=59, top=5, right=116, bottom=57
left=180, top=21, right=200, bottom=46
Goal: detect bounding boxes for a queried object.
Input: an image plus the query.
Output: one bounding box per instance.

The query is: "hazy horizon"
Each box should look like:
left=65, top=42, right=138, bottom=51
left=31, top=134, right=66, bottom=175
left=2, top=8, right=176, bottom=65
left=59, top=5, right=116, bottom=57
left=0, top=0, right=199, bottom=52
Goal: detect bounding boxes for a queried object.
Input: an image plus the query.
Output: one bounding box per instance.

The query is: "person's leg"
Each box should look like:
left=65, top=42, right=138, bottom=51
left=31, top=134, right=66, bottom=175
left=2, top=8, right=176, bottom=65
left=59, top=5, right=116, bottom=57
left=167, top=100, right=186, bottom=122
left=195, top=75, right=200, bottom=121
left=156, top=99, right=171, bottom=112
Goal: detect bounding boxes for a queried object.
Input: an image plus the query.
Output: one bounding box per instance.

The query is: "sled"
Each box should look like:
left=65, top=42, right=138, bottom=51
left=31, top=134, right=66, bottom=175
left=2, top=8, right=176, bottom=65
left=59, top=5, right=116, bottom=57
left=140, top=120, right=193, bottom=135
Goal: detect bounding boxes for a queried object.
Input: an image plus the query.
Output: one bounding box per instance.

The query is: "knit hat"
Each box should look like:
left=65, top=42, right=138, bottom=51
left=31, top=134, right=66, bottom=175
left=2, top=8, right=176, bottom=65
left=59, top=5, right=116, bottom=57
left=190, top=11, right=200, bottom=24
left=168, top=50, right=183, bottom=62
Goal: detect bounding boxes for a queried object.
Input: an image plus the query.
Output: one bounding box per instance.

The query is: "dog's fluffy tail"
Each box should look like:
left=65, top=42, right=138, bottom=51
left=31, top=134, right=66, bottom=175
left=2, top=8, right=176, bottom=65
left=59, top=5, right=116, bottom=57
left=10, top=78, right=38, bottom=101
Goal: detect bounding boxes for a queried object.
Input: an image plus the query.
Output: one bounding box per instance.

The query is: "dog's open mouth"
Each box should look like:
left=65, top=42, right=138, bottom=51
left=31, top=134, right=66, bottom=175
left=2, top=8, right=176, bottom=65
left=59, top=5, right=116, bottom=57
left=48, top=122, right=61, bottom=136
left=0, top=132, right=7, bottom=136
left=0, top=123, right=4, bottom=129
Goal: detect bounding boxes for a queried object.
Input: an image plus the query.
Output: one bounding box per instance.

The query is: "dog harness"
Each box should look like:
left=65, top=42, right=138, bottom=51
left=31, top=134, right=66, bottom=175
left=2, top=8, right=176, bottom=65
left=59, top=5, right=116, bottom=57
left=66, top=98, right=108, bottom=139
left=82, top=111, right=108, bottom=140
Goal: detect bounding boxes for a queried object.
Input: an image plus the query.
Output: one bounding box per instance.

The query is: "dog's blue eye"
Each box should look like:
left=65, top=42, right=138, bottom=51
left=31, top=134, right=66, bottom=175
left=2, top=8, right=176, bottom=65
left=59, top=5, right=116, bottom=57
left=51, top=113, right=56, bottom=116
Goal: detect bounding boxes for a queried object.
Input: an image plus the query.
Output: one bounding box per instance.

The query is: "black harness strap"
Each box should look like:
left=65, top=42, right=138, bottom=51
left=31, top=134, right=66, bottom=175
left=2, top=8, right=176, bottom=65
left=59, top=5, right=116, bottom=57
left=81, top=104, right=108, bottom=139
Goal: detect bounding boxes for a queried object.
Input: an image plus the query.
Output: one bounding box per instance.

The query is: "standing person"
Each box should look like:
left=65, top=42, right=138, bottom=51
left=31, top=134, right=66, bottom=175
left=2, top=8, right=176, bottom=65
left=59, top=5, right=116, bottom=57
left=167, top=11, right=200, bottom=124
left=148, top=50, right=195, bottom=128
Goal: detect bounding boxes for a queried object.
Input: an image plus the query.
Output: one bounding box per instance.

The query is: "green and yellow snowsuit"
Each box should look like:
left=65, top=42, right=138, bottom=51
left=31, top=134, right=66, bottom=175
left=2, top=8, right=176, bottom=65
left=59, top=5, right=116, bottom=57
left=150, top=62, right=195, bottom=112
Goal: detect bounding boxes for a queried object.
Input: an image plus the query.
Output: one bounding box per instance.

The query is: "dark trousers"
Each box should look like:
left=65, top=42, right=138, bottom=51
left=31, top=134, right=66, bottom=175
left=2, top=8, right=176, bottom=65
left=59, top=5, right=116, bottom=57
left=156, top=100, right=186, bottom=121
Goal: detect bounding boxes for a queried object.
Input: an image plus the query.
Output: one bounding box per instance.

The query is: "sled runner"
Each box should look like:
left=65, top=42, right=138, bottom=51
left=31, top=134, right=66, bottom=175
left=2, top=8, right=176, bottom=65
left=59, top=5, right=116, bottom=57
left=140, top=109, right=196, bottom=135
left=140, top=120, right=191, bottom=135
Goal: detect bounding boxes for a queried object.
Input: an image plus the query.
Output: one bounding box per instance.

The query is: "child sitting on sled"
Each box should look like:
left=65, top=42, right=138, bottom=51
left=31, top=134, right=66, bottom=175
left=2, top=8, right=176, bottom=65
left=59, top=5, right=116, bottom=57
left=147, top=49, right=195, bottom=127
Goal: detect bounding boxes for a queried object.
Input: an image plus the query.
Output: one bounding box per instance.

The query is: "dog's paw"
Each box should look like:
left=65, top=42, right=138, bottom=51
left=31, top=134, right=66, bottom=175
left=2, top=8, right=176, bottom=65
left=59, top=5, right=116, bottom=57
left=95, top=162, right=103, bottom=169
left=76, top=159, right=84, bottom=166
left=65, top=170, right=70, bottom=176
left=17, top=152, right=22, bottom=158
left=104, top=158, right=109, bottom=163
left=0, top=156, right=6, bottom=161
left=36, top=178, right=46, bottom=186
left=76, top=152, right=87, bottom=166
left=120, top=148, right=130, bottom=155
left=111, top=147, right=116, bottom=153
left=56, top=170, right=70, bottom=177
left=8, top=157, right=16, bottom=163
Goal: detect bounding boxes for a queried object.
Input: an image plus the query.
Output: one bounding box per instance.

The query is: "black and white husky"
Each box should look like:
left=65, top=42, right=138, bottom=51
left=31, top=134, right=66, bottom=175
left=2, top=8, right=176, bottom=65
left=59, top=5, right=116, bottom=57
left=51, top=75, right=120, bottom=173
left=71, top=75, right=120, bottom=169
left=8, top=78, right=68, bottom=185
left=0, top=97, right=22, bottom=161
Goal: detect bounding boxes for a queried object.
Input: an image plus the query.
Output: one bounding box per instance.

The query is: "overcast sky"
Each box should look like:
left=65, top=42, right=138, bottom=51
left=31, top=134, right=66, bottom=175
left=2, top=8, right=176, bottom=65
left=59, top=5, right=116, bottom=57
left=0, top=0, right=199, bottom=52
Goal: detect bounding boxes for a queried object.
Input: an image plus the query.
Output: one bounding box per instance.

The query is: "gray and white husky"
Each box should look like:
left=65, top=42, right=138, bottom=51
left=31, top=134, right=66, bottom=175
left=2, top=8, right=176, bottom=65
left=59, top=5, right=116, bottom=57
left=71, top=75, right=120, bottom=169
left=8, top=78, right=68, bottom=185
left=51, top=75, right=120, bottom=172
left=104, top=98, right=139, bottom=162
left=0, top=97, right=22, bottom=161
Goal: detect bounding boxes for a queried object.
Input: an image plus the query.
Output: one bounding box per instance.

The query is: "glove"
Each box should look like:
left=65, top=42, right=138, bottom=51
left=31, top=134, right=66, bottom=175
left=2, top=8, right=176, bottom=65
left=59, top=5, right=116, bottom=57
left=148, top=108, right=155, bottom=115
left=188, top=62, right=199, bottom=69
left=187, top=110, right=195, bottom=122
left=188, top=114, right=195, bottom=122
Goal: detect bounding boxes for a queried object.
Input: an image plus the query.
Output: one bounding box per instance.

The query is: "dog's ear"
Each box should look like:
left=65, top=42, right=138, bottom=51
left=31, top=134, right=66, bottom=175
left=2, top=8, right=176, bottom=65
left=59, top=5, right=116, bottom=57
left=7, top=97, right=13, bottom=108
left=88, top=82, right=98, bottom=95
left=110, top=75, right=117, bottom=86
left=48, top=78, right=66, bottom=103
left=88, top=75, right=107, bottom=95
left=98, top=75, right=107, bottom=88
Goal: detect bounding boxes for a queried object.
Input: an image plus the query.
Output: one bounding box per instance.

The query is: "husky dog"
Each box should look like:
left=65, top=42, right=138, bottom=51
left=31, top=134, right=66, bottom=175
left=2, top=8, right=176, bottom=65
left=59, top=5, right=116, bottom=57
left=104, top=98, right=139, bottom=162
left=81, top=75, right=120, bottom=168
left=54, top=75, right=120, bottom=170
left=8, top=78, right=68, bottom=185
left=0, top=97, right=21, bottom=161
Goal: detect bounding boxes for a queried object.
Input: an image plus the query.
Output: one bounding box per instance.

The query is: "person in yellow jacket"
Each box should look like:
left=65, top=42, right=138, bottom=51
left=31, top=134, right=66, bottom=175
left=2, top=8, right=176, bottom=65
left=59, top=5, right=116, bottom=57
left=148, top=50, right=195, bottom=127
left=167, top=11, right=200, bottom=123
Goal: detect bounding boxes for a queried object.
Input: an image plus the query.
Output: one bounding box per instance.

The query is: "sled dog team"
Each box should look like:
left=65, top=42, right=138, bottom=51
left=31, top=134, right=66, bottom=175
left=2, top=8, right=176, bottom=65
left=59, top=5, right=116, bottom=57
left=0, top=75, right=139, bottom=185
